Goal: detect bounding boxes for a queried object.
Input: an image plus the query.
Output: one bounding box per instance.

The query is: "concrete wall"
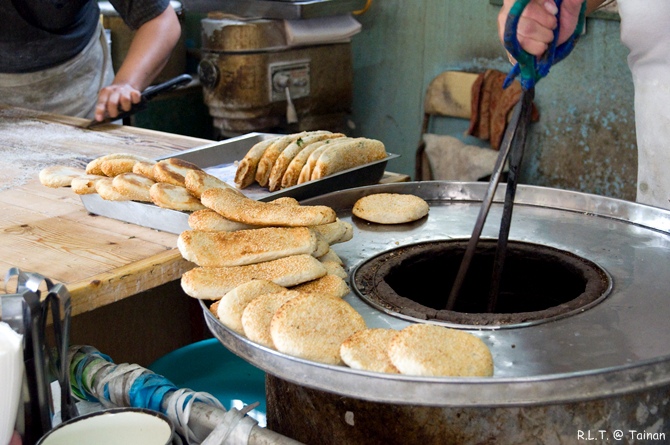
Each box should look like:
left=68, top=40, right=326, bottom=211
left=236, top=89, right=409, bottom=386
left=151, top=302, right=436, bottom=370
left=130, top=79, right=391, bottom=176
left=349, top=0, right=636, bottom=201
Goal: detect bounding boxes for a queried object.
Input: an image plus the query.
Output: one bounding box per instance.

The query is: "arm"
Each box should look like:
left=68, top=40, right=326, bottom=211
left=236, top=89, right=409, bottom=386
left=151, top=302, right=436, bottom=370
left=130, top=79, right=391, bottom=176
left=497, top=0, right=606, bottom=58
left=94, top=4, right=181, bottom=121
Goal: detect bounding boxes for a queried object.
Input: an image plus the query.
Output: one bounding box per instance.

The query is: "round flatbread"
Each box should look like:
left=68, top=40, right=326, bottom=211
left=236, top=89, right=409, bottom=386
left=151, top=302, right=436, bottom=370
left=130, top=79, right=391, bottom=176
left=242, top=290, right=303, bottom=349
left=352, top=193, right=429, bottom=224
left=132, top=160, right=158, bottom=180
left=101, top=158, right=139, bottom=177
left=149, top=182, right=205, bottom=211
left=153, top=158, right=204, bottom=187
left=112, top=172, right=155, bottom=202
left=71, top=174, right=106, bottom=194
left=95, top=177, right=128, bottom=201
left=85, top=153, right=154, bottom=176
left=39, top=165, right=86, bottom=188
left=217, top=280, right=286, bottom=335
left=340, top=328, right=400, bottom=374
left=270, top=293, right=366, bottom=365
left=388, top=324, right=493, bottom=377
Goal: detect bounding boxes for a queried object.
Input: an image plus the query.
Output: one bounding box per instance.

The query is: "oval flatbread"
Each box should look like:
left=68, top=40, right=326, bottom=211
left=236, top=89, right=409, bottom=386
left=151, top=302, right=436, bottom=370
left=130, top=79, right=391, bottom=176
left=268, top=132, right=344, bottom=192
left=177, top=227, right=319, bottom=267
left=270, top=293, right=366, bottom=365
left=310, top=218, right=349, bottom=245
left=320, top=261, right=347, bottom=279
left=234, top=137, right=278, bottom=189
left=180, top=254, right=327, bottom=299
left=352, top=193, right=429, bottom=224
left=291, top=274, right=350, bottom=298
left=188, top=209, right=258, bottom=232
left=310, top=138, right=387, bottom=180
left=201, top=188, right=336, bottom=227
left=281, top=139, right=337, bottom=189
left=297, top=138, right=352, bottom=185
left=340, top=328, right=400, bottom=374
left=388, top=324, right=493, bottom=377
left=256, top=132, right=315, bottom=187
left=184, top=169, right=243, bottom=199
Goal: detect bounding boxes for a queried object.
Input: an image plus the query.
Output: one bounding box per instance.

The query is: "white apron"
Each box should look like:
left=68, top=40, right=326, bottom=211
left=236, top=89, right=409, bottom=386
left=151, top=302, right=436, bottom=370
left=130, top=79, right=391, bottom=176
left=617, top=0, right=670, bottom=209
left=0, top=23, right=114, bottom=119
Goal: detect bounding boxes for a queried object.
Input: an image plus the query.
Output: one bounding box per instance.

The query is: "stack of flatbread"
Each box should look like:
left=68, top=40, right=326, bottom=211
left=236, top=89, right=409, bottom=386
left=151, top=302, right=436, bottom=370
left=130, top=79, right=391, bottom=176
left=234, top=131, right=388, bottom=191
left=179, top=189, right=352, bottom=297
left=39, top=153, right=242, bottom=212
left=176, top=185, right=363, bottom=364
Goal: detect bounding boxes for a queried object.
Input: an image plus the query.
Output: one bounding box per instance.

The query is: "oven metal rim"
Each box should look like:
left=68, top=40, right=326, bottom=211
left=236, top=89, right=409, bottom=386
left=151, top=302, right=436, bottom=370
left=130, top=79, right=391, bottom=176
left=202, top=181, right=670, bottom=406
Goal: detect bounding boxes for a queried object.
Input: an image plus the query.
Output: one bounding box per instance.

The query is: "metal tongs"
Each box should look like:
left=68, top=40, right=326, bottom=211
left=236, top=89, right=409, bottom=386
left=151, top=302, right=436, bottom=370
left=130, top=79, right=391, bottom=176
left=446, top=0, right=587, bottom=312
left=1, top=268, right=77, bottom=443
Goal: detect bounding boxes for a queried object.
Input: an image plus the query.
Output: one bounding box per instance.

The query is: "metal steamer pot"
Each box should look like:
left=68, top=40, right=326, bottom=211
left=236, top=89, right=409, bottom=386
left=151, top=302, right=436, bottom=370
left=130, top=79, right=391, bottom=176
left=202, top=181, right=670, bottom=444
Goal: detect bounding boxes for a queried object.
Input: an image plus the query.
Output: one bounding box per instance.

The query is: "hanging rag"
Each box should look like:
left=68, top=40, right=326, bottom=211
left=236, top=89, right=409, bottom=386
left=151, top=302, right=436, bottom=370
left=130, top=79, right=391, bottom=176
left=466, top=69, right=539, bottom=150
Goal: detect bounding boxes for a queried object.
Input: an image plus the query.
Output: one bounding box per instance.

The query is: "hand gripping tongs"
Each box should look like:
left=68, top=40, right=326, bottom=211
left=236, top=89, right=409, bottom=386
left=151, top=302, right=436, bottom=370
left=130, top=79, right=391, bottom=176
left=85, top=73, right=192, bottom=128
left=445, top=0, right=587, bottom=312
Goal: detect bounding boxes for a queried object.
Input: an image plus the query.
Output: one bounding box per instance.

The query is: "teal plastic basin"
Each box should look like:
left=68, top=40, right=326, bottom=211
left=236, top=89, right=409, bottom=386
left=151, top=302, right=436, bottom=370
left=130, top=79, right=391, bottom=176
left=148, top=338, right=267, bottom=426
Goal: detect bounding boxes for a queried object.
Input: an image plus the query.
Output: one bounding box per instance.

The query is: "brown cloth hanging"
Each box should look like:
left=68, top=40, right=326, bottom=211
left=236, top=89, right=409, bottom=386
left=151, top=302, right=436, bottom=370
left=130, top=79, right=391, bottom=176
left=466, top=69, right=539, bottom=150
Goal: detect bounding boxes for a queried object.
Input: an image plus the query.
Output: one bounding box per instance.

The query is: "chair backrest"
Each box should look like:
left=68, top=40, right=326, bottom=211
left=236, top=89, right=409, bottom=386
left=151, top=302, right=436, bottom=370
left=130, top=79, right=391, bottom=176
left=415, top=71, right=480, bottom=180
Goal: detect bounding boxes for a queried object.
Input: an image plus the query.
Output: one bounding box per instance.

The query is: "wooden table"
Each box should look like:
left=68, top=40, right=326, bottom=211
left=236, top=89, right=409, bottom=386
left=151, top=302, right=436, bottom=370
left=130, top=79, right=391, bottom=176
left=0, top=106, right=211, bottom=319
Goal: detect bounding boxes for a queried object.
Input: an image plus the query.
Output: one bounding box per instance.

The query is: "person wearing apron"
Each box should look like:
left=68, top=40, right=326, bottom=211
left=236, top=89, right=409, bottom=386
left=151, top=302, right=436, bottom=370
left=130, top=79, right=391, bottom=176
left=497, top=0, right=670, bottom=210
left=0, top=0, right=180, bottom=122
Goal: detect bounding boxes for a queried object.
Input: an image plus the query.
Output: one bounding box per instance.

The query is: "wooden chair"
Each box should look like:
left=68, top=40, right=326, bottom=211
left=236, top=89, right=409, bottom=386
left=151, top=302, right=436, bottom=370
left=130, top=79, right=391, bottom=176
left=415, top=71, right=481, bottom=181
left=415, top=69, right=531, bottom=183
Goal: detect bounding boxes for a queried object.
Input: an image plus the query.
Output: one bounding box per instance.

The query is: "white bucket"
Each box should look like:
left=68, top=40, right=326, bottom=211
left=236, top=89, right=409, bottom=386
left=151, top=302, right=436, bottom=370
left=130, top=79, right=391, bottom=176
left=36, top=408, right=174, bottom=445
left=0, top=322, right=23, bottom=445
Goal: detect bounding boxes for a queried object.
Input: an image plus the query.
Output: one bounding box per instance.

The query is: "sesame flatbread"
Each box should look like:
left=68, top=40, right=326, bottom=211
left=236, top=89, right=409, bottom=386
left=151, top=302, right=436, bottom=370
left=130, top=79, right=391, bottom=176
left=270, top=293, right=366, bottom=365
left=242, top=290, right=303, bottom=349
left=352, top=193, right=429, bottom=224
left=388, top=324, right=493, bottom=377
left=340, top=328, right=400, bottom=374
left=217, top=280, right=286, bottom=335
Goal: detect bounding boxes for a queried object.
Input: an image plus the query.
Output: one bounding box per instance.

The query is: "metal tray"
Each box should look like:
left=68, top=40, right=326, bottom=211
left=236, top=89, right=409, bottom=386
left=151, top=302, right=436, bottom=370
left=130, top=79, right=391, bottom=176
left=80, top=132, right=397, bottom=234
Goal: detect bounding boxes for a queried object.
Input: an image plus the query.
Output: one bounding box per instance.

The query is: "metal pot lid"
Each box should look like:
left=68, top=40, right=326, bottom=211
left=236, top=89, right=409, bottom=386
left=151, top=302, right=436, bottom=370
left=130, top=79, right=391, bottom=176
left=203, top=181, right=670, bottom=407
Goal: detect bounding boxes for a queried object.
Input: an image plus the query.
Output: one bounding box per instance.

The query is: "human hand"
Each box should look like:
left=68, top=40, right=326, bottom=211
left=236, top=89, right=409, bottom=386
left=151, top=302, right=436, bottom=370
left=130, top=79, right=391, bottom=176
left=9, top=430, right=22, bottom=445
left=497, top=0, right=585, bottom=58
left=93, top=83, right=143, bottom=122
